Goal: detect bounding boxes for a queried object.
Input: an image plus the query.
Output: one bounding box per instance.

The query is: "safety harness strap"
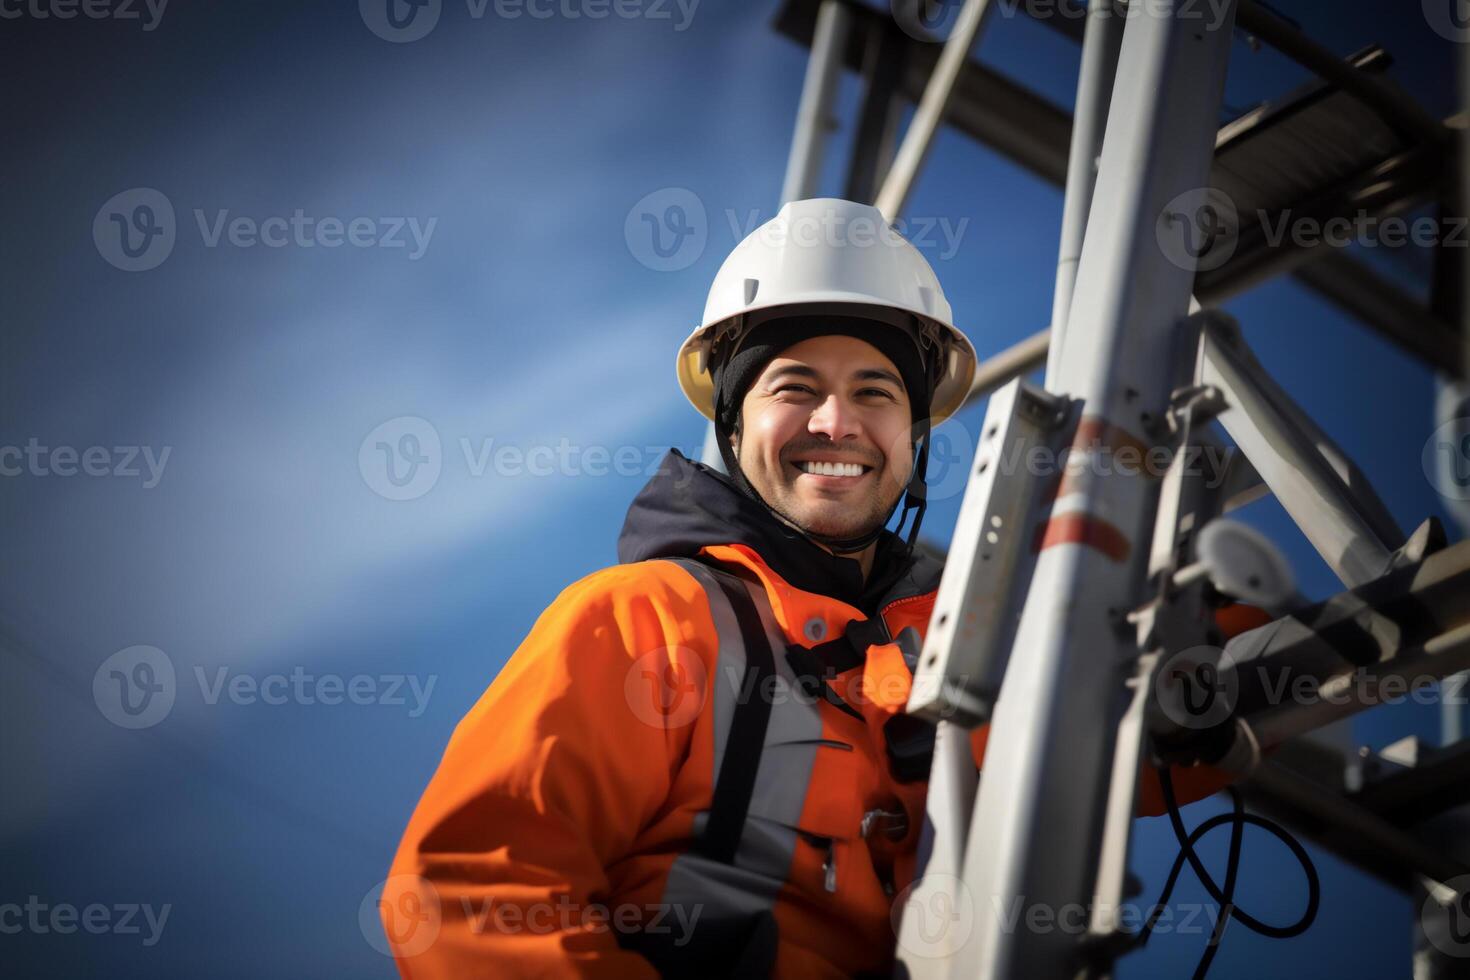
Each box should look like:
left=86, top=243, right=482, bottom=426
left=674, top=559, right=778, bottom=866
left=785, top=614, right=889, bottom=723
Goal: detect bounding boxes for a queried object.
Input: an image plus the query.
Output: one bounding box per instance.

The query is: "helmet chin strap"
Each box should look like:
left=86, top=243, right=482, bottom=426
left=718, top=420, right=932, bottom=560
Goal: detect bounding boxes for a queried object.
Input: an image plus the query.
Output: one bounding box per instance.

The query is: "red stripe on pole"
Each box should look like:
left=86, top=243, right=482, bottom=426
left=1040, top=415, right=1161, bottom=506
left=1032, top=513, right=1131, bottom=562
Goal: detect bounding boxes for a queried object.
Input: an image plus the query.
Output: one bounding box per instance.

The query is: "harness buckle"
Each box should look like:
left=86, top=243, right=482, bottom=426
left=860, top=807, right=910, bottom=841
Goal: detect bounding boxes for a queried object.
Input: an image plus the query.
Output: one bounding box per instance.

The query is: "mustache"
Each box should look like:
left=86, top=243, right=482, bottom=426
left=782, top=443, right=883, bottom=467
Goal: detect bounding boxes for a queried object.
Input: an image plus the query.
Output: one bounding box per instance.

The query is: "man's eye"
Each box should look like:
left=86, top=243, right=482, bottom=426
left=860, top=388, right=896, bottom=399
left=776, top=384, right=815, bottom=395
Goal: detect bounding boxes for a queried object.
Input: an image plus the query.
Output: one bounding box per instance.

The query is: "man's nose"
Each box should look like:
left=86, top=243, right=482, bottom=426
left=807, top=394, right=861, bottom=442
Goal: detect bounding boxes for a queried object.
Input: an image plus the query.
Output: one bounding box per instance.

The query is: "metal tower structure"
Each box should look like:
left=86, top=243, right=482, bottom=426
left=754, top=0, right=1470, bottom=976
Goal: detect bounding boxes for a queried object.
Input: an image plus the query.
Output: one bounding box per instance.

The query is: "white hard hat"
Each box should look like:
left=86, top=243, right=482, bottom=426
left=676, top=197, right=977, bottom=424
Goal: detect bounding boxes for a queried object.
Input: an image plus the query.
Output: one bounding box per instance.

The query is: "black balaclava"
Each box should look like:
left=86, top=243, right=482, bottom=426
left=709, top=307, right=943, bottom=556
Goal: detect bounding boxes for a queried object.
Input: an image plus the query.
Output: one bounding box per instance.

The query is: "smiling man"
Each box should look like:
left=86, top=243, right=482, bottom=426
left=383, top=199, right=979, bottom=978
left=720, top=328, right=930, bottom=581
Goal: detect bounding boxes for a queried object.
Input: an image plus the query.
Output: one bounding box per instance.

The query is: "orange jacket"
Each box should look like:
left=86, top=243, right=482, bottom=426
left=383, top=450, right=1240, bottom=978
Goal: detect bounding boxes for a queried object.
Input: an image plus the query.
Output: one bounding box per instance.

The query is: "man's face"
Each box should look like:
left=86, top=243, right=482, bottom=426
left=732, top=334, right=914, bottom=545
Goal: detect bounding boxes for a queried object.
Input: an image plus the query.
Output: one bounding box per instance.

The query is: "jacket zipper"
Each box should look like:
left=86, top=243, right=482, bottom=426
left=872, top=602, right=896, bottom=645
left=795, top=829, right=838, bottom=892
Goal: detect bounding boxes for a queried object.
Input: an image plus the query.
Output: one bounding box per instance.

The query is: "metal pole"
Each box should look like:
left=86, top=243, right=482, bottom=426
left=1235, top=0, right=1444, bottom=144
left=1246, top=761, right=1470, bottom=889
left=948, top=3, right=1239, bottom=975
left=780, top=0, right=853, bottom=207
left=845, top=22, right=906, bottom=204
left=1046, top=0, right=1124, bottom=388
left=966, top=327, right=1050, bottom=403
left=874, top=0, right=994, bottom=223
left=1221, top=624, right=1470, bottom=764
left=1450, top=21, right=1470, bottom=750
left=1200, top=315, right=1405, bottom=587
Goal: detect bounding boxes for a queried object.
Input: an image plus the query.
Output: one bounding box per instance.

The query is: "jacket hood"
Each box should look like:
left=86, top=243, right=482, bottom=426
left=618, top=448, right=942, bottom=614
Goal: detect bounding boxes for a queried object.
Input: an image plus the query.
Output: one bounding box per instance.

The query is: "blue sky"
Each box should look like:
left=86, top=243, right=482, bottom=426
left=2, top=1, right=1464, bottom=976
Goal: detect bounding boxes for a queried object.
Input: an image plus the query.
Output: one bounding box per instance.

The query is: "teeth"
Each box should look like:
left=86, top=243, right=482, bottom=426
left=799, top=461, right=866, bottom=477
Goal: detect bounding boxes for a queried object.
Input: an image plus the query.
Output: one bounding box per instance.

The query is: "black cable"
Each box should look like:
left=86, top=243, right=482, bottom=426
left=1189, top=783, right=1243, bottom=979
left=1129, top=766, right=1321, bottom=978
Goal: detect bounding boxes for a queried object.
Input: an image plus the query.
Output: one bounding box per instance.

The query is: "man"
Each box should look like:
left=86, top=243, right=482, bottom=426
left=382, top=198, right=1229, bottom=978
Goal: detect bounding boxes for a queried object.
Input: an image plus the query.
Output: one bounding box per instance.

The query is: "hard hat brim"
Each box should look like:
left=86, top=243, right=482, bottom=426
left=677, top=297, right=977, bottom=425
